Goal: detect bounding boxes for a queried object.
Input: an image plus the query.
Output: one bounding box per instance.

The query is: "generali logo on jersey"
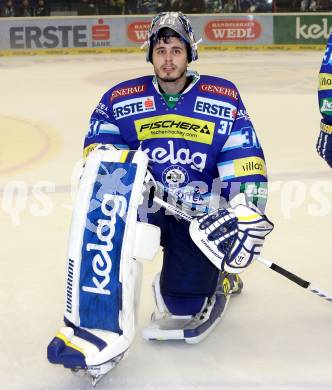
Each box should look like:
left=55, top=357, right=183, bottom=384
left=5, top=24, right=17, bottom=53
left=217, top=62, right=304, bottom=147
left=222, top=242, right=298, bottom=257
left=110, top=84, right=147, bottom=102
left=204, top=19, right=262, bottom=41
left=127, top=21, right=150, bottom=43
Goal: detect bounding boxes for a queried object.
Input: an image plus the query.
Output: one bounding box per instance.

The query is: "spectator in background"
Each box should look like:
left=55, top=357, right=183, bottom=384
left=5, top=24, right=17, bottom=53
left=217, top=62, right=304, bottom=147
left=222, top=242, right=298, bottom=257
left=138, top=0, right=158, bottom=13
left=309, top=0, right=317, bottom=10
left=110, top=0, right=125, bottom=14
left=125, top=0, right=138, bottom=13
left=223, top=0, right=237, bottom=12
left=206, top=0, right=223, bottom=12
left=250, top=0, right=272, bottom=11
left=300, top=0, right=309, bottom=10
left=157, top=0, right=171, bottom=11
left=171, top=0, right=183, bottom=11
left=2, top=0, right=16, bottom=16
left=240, top=0, right=251, bottom=11
left=34, top=0, right=49, bottom=15
left=77, top=0, right=96, bottom=15
left=183, top=0, right=206, bottom=12
left=18, top=0, right=33, bottom=16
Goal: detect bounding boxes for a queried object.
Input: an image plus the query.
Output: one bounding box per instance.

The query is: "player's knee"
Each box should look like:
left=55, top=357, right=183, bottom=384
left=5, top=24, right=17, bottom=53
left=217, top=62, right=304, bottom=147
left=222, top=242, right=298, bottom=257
left=162, top=294, right=206, bottom=316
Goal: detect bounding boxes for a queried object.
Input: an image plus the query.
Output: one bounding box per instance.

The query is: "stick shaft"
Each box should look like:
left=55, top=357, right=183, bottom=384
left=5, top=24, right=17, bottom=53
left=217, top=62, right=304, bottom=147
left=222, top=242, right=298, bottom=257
left=154, top=196, right=332, bottom=305
left=256, top=256, right=332, bottom=303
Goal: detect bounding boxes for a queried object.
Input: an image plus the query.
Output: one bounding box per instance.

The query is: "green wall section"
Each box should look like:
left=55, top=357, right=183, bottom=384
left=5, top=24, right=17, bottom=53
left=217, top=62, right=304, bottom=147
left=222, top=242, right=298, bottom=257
left=274, top=15, right=332, bottom=44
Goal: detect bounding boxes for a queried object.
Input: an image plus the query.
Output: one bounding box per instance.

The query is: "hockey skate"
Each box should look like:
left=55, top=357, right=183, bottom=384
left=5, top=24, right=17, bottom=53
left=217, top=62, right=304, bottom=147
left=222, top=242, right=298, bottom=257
left=70, top=350, right=127, bottom=387
left=47, top=325, right=130, bottom=387
left=142, top=272, right=243, bottom=344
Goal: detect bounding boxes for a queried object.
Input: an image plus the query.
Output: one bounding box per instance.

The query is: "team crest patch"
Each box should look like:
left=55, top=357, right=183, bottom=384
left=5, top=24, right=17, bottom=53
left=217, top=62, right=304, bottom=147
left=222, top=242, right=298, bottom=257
left=162, top=165, right=189, bottom=190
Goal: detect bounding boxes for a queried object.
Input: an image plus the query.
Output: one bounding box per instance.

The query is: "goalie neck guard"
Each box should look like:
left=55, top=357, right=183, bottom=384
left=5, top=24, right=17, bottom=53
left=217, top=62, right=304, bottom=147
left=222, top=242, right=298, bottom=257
left=144, top=12, right=199, bottom=64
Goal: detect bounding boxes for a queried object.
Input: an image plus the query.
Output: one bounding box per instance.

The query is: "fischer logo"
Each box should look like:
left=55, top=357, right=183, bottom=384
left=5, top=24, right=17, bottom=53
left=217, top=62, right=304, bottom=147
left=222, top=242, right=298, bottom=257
left=296, top=17, right=332, bottom=40
left=92, top=19, right=111, bottom=47
left=127, top=21, right=150, bottom=43
left=110, top=84, right=147, bottom=102
left=113, top=96, right=156, bottom=119
left=142, top=140, right=207, bottom=172
left=204, top=19, right=262, bottom=41
left=82, top=194, right=127, bottom=295
left=135, top=114, right=215, bottom=144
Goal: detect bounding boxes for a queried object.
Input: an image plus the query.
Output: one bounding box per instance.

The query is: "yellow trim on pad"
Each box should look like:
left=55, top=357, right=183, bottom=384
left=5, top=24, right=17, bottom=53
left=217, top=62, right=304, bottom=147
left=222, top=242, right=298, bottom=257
left=120, top=150, right=129, bottom=162
left=55, top=332, right=86, bottom=356
left=237, top=214, right=260, bottom=222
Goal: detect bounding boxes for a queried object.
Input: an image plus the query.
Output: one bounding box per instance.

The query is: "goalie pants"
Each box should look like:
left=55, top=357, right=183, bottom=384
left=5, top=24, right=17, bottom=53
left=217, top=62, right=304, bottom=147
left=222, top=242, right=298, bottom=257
left=146, top=209, right=220, bottom=316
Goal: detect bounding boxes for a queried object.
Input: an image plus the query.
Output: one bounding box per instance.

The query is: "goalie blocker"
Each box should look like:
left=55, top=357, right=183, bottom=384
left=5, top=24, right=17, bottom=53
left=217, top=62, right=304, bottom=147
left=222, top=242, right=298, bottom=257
left=47, top=148, right=160, bottom=378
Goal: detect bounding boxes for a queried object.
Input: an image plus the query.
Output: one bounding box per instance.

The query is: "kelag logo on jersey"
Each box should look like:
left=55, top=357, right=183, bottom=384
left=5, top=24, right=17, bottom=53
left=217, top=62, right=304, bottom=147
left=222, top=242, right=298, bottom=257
left=113, top=96, right=156, bottom=119
left=194, top=96, right=236, bottom=120
left=142, top=140, right=207, bottom=172
left=135, top=114, right=215, bottom=144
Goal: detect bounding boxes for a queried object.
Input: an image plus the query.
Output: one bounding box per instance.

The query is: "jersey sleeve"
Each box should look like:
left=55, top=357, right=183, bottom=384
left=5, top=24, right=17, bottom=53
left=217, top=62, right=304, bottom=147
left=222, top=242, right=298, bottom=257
left=318, top=33, right=332, bottom=125
left=83, top=92, right=129, bottom=158
left=317, top=34, right=332, bottom=167
left=216, top=91, right=268, bottom=211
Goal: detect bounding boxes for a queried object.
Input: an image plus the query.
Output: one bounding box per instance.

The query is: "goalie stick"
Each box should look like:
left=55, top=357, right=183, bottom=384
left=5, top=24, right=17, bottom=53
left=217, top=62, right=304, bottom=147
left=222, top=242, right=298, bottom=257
left=153, top=196, right=332, bottom=305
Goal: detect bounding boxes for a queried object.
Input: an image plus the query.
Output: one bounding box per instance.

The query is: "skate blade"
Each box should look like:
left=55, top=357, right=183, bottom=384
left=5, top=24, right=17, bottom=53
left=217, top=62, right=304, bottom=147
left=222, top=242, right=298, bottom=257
left=71, top=351, right=127, bottom=387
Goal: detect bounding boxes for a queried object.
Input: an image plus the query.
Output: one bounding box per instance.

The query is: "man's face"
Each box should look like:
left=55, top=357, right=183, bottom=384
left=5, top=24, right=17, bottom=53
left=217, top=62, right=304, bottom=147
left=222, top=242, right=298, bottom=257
left=152, top=36, right=188, bottom=83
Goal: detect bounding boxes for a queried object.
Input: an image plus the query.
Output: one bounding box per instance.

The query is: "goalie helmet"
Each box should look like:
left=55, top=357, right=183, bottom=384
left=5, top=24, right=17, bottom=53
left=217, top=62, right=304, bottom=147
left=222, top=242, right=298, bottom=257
left=144, top=12, right=199, bottom=63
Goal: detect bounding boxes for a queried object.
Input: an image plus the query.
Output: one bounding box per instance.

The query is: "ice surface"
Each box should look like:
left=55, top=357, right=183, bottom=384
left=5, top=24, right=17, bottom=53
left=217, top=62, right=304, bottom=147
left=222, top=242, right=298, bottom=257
left=0, top=50, right=331, bottom=390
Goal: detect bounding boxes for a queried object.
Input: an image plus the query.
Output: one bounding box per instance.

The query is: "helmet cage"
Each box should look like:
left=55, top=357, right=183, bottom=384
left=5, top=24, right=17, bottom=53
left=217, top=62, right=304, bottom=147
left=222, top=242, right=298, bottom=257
left=146, top=12, right=199, bottom=63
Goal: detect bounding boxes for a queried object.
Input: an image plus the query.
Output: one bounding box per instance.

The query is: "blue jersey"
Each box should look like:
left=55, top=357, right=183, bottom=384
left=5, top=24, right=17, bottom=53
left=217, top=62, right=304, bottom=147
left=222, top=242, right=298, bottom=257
left=84, top=71, right=267, bottom=209
left=317, top=34, right=332, bottom=167
left=318, top=34, right=332, bottom=124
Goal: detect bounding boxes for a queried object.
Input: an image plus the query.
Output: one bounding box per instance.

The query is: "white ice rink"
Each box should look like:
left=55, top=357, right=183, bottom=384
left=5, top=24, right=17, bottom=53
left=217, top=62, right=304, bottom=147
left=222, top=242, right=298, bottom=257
left=1, top=50, right=332, bottom=390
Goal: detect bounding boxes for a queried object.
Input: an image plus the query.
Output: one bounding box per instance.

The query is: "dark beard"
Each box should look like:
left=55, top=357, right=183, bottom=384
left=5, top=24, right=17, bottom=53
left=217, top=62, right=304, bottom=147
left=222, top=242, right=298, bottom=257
left=158, top=68, right=186, bottom=83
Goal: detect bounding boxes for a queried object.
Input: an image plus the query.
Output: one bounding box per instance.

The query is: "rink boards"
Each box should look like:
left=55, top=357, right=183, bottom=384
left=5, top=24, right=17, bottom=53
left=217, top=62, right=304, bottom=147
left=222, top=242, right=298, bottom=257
left=0, top=13, right=331, bottom=56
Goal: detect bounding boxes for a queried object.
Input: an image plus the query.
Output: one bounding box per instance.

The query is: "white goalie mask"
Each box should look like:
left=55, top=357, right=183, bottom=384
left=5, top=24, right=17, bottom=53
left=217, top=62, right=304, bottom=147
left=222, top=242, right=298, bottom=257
left=143, top=12, right=200, bottom=63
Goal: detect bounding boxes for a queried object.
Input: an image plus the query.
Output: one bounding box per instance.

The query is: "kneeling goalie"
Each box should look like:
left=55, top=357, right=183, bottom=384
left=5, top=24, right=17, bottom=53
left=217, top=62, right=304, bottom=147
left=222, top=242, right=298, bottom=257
left=47, top=12, right=273, bottom=384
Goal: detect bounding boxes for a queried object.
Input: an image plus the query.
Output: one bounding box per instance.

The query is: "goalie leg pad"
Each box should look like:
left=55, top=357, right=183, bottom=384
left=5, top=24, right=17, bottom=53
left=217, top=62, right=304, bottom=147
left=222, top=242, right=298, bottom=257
left=48, top=148, right=160, bottom=371
left=142, top=273, right=238, bottom=344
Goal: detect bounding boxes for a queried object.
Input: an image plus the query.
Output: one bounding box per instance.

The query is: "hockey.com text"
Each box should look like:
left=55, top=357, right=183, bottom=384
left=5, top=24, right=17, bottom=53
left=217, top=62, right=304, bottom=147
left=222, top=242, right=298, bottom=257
left=82, top=194, right=127, bottom=296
